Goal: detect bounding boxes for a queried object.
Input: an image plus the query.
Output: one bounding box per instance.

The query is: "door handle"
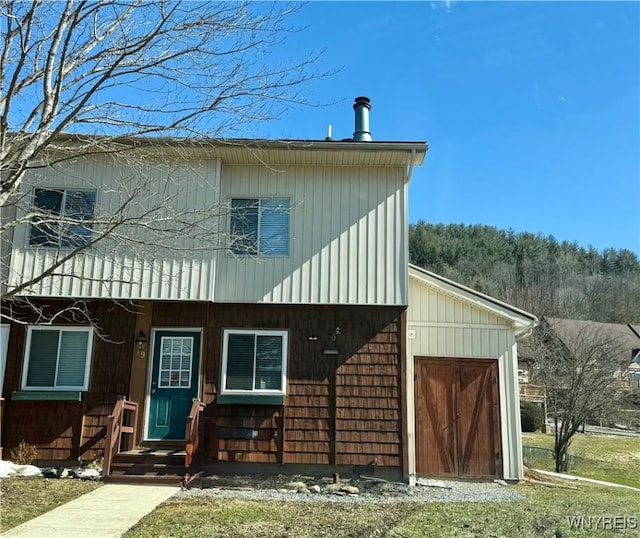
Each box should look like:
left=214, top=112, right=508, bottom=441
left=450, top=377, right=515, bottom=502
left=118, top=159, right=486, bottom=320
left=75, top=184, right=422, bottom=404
left=151, top=388, right=156, bottom=394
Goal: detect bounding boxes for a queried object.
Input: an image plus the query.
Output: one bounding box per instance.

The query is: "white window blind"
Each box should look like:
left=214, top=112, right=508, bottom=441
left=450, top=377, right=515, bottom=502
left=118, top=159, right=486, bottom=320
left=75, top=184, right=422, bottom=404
left=23, top=327, right=92, bottom=390
left=222, top=330, right=287, bottom=395
left=230, top=198, right=289, bottom=256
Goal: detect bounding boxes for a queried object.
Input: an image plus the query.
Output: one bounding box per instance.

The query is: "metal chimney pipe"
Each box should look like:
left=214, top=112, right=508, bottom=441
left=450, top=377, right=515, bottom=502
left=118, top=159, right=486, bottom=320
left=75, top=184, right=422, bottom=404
left=353, top=96, right=372, bottom=141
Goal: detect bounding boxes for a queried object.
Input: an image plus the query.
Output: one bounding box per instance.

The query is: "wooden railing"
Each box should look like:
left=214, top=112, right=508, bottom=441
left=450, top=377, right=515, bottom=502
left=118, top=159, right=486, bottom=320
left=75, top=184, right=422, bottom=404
left=185, top=398, right=205, bottom=469
left=103, top=397, right=138, bottom=477
left=519, top=383, right=546, bottom=403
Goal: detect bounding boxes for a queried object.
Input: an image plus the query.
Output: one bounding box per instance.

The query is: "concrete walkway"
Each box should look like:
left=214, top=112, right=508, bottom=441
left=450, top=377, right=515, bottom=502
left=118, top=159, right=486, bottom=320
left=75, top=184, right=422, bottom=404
left=534, top=469, right=640, bottom=491
left=1, top=484, right=179, bottom=538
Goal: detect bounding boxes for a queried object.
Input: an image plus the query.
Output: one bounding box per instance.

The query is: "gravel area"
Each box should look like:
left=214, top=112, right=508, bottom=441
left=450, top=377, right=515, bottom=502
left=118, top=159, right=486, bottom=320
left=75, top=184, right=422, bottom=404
left=176, top=474, right=525, bottom=504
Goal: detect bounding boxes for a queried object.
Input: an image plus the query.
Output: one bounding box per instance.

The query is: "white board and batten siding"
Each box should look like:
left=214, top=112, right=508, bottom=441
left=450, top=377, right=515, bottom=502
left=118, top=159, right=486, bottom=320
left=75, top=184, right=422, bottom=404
left=9, top=155, right=221, bottom=301
left=407, top=265, right=537, bottom=482
left=214, top=164, right=408, bottom=305
left=9, top=154, right=411, bottom=306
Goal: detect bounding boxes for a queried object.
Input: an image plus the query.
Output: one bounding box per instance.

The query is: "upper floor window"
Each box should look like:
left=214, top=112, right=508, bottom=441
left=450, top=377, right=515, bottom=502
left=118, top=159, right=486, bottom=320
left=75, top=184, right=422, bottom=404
left=221, top=329, right=288, bottom=395
left=230, top=198, right=289, bottom=256
left=22, top=326, right=93, bottom=391
left=29, top=188, right=96, bottom=248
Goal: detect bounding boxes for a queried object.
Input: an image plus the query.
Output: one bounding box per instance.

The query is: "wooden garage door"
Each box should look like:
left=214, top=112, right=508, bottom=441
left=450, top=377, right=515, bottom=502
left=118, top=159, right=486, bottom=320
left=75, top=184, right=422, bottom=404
left=415, top=358, right=502, bottom=479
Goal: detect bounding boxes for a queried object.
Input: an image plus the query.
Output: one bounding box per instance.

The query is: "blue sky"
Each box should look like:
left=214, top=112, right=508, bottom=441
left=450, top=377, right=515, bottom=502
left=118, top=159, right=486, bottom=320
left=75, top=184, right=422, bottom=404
left=252, top=1, right=640, bottom=255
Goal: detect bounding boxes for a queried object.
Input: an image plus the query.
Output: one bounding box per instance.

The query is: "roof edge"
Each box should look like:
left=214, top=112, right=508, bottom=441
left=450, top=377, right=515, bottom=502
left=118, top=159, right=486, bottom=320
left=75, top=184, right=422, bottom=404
left=32, top=133, right=428, bottom=165
left=409, top=264, right=538, bottom=331
left=39, top=132, right=427, bottom=150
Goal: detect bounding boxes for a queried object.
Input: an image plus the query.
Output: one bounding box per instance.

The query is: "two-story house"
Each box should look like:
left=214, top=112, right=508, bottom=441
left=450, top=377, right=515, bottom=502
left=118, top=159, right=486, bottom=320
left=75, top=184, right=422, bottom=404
left=0, top=97, right=536, bottom=483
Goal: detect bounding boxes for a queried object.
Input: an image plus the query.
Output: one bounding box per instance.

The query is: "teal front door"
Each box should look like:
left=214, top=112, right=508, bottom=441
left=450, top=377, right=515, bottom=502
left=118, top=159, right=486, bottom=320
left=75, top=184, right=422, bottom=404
left=147, top=330, right=201, bottom=440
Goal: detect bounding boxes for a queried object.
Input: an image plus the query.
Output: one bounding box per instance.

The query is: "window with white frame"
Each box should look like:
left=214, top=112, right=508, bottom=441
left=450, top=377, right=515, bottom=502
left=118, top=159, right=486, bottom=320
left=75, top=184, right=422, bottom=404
left=221, top=329, right=287, bottom=394
left=229, top=198, right=290, bottom=256
left=22, top=327, right=93, bottom=390
left=29, top=188, right=97, bottom=247
left=159, top=336, right=194, bottom=388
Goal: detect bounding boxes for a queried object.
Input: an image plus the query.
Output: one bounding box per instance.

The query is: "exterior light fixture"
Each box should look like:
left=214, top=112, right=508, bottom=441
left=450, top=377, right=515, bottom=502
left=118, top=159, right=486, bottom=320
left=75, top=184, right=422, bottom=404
left=135, top=331, right=147, bottom=359
left=323, top=326, right=341, bottom=355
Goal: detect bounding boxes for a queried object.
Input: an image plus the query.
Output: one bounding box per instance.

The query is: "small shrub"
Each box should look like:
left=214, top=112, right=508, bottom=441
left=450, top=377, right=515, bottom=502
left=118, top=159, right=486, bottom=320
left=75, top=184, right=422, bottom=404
left=9, top=440, right=39, bottom=465
left=521, top=401, right=544, bottom=432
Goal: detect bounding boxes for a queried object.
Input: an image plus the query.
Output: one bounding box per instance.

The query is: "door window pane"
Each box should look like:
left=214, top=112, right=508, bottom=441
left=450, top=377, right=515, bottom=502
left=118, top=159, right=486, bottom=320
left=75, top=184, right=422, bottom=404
left=158, top=336, right=194, bottom=388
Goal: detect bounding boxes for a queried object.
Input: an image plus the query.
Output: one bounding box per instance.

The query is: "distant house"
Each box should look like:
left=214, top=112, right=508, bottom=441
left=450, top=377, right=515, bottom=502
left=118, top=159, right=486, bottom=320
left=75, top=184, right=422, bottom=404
left=518, top=317, right=640, bottom=400
left=1, top=97, right=536, bottom=483
left=627, top=324, right=640, bottom=389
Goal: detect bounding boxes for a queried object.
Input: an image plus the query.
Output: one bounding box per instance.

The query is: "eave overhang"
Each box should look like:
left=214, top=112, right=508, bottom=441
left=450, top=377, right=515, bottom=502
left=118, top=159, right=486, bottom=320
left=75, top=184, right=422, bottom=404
left=409, top=264, right=538, bottom=335
left=37, top=133, right=428, bottom=167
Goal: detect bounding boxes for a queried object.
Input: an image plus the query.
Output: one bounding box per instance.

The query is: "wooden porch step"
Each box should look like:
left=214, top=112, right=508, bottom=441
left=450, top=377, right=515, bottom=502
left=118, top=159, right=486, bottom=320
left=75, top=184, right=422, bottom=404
left=111, top=461, right=184, bottom=473
left=104, top=447, right=187, bottom=485
left=103, top=473, right=184, bottom=486
left=113, top=450, right=185, bottom=466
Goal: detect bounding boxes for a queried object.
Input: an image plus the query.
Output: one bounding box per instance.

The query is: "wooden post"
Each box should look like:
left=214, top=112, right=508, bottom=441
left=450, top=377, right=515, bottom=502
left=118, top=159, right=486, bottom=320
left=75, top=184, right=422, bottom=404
left=103, top=396, right=125, bottom=477
left=0, top=397, right=4, bottom=460
left=279, top=405, right=286, bottom=464
left=399, top=310, right=409, bottom=482
left=129, top=301, right=153, bottom=447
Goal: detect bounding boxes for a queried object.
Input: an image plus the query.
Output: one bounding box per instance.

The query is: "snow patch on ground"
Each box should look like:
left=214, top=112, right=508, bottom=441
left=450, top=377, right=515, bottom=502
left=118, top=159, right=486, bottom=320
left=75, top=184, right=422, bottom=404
left=0, top=460, right=42, bottom=478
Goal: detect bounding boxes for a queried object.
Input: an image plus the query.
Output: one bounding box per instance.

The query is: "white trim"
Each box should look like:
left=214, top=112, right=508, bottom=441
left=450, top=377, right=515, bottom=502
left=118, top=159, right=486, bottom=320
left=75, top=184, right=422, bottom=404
left=408, top=321, right=514, bottom=330
left=143, top=327, right=203, bottom=441
left=408, top=354, right=512, bottom=480
left=21, top=325, right=93, bottom=391
left=409, top=264, right=537, bottom=332
left=406, top=336, right=524, bottom=481
left=220, top=329, right=288, bottom=396
left=0, top=325, right=10, bottom=395
left=505, top=339, right=524, bottom=479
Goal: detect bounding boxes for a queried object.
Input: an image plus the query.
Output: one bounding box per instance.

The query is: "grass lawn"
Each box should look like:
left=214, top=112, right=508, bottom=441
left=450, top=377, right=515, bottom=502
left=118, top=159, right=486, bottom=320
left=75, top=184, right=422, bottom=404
left=125, top=497, right=417, bottom=538
left=124, top=484, right=640, bottom=538
left=0, top=477, right=102, bottom=532
left=522, top=432, right=640, bottom=488
left=125, top=434, right=640, bottom=538
left=3, top=434, right=639, bottom=537
left=391, top=484, right=640, bottom=538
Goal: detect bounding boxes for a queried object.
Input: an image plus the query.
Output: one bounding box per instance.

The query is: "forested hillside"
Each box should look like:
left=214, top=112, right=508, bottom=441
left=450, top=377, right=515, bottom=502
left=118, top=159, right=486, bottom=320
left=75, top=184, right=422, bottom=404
left=409, top=222, right=640, bottom=323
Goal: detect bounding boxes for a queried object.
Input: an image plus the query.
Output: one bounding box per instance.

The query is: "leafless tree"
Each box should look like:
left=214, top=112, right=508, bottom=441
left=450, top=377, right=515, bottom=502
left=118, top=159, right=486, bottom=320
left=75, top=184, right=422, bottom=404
left=1, top=0, right=328, bottom=324
left=530, top=320, right=627, bottom=472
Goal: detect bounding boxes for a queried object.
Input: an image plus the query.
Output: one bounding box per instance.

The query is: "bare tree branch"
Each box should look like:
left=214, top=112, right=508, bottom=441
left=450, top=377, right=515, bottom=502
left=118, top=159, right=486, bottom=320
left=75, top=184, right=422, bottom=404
left=529, top=319, right=628, bottom=471
left=1, top=0, right=333, bottom=326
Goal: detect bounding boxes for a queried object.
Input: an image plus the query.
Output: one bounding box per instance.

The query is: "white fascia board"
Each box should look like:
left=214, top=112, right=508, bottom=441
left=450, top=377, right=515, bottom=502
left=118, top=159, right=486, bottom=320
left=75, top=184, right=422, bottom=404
left=409, top=264, right=538, bottom=333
